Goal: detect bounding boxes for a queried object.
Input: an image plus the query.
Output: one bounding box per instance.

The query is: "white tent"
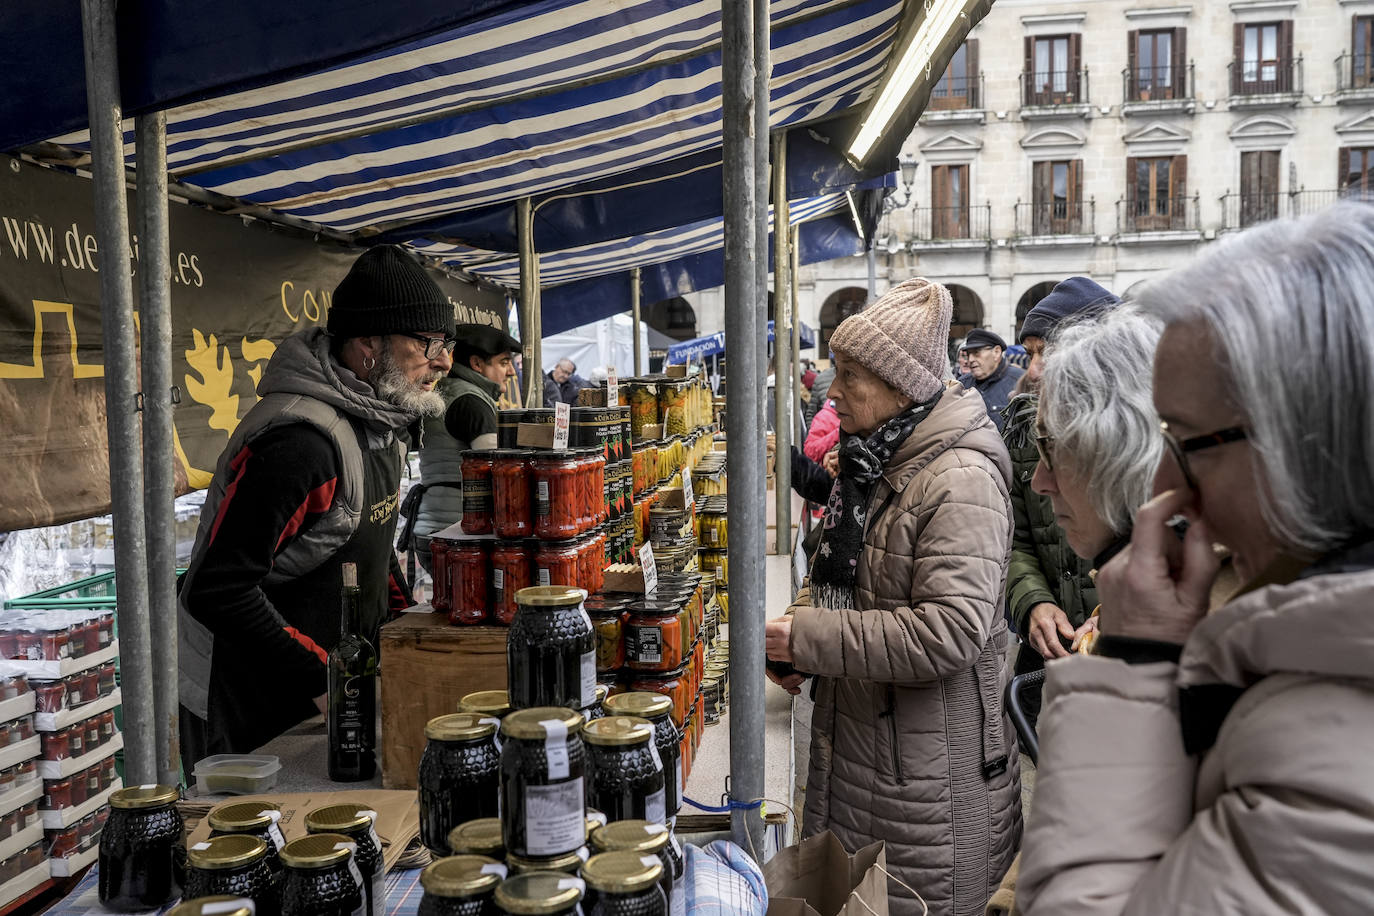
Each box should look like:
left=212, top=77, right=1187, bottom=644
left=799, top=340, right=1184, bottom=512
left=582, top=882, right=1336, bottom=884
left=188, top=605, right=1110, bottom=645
left=541, top=312, right=649, bottom=379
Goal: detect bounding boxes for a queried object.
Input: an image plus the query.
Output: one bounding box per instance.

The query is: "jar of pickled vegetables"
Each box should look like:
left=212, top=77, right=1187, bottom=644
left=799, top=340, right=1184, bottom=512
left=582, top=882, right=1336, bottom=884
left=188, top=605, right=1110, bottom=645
left=493, top=451, right=535, bottom=539
left=624, top=604, right=684, bottom=674
left=459, top=451, right=496, bottom=535
left=448, top=541, right=491, bottom=626
left=534, top=541, right=581, bottom=590
left=533, top=453, right=583, bottom=540
left=491, top=541, right=534, bottom=626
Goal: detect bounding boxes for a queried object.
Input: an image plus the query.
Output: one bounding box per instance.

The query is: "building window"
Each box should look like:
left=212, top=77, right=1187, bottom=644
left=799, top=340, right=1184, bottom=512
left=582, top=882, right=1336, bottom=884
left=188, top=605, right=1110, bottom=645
left=930, top=164, right=970, bottom=238
left=1233, top=21, right=1293, bottom=94
left=1240, top=150, right=1280, bottom=227
left=1128, top=28, right=1186, bottom=100
left=1340, top=147, right=1374, bottom=192
left=930, top=39, right=979, bottom=110
left=1127, top=155, right=1187, bottom=230
left=1354, top=16, right=1374, bottom=87
left=1032, top=160, right=1082, bottom=234
left=1023, top=34, right=1082, bottom=105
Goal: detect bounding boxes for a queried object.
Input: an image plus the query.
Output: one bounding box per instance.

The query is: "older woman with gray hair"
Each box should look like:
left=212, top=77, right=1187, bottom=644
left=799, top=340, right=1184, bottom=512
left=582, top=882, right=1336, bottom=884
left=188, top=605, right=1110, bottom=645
left=1019, top=201, right=1374, bottom=914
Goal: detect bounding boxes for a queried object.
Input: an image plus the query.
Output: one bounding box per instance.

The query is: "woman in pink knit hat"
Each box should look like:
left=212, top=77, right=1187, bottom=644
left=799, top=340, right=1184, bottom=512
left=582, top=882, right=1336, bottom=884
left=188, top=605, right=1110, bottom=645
left=765, top=277, right=1022, bottom=916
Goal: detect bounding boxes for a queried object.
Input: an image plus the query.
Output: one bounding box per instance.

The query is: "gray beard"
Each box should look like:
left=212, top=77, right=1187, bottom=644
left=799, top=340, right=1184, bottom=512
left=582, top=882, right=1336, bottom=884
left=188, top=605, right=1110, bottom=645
left=373, top=345, right=445, bottom=416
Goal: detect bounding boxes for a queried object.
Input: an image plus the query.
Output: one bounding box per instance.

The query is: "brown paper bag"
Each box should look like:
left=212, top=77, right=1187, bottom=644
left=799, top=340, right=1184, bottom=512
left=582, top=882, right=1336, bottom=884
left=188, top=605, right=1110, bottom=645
left=762, top=831, right=889, bottom=916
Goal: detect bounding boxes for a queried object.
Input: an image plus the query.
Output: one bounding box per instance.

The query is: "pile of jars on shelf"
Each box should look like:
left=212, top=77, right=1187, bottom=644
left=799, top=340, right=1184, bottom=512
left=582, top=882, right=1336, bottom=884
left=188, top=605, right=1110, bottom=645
left=0, top=610, right=115, bottom=661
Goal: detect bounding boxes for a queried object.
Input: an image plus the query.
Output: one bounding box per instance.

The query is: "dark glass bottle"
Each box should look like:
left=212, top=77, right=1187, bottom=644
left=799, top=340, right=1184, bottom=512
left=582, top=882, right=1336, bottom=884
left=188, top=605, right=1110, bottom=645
left=418, top=714, right=501, bottom=856
left=280, top=834, right=365, bottom=916
left=98, top=785, right=185, bottom=911
left=184, top=834, right=279, bottom=916
left=329, top=562, right=377, bottom=781
left=581, top=851, right=666, bottom=916
left=418, top=855, right=503, bottom=916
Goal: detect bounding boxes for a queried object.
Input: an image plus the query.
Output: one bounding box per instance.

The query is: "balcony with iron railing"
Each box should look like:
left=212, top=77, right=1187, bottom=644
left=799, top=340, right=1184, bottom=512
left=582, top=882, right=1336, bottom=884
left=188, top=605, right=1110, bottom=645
left=1012, top=199, right=1095, bottom=244
left=1335, top=52, right=1374, bottom=102
left=1121, top=63, right=1195, bottom=115
left=1228, top=56, right=1302, bottom=106
left=922, top=73, right=985, bottom=123
left=1116, top=195, right=1201, bottom=241
left=907, top=203, right=992, bottom=249
left=1019, top=69, right=1090, bottom=117
left=1221, top=188, right=1367, bottom=230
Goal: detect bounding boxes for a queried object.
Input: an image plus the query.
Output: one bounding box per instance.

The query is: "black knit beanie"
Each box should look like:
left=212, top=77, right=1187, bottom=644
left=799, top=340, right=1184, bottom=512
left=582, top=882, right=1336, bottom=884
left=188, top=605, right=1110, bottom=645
left=327, top=245, right=456, bottom=339
left=1019, top=276, right=1120, bottom=344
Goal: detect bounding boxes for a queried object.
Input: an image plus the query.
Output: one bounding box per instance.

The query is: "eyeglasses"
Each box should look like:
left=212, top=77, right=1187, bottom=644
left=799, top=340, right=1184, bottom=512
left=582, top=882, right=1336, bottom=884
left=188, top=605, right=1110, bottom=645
left=1034, top=431, right=1056, bottom=472
left=1159, top=421, right=1247, bottom=490
left=396, top=332, right=457, bottom=360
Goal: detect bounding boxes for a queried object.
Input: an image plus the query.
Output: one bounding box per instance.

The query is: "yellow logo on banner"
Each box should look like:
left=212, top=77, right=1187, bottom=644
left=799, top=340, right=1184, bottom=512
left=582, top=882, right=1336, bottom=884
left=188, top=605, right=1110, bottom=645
left=0, top=300, right=105, bottom=379
left=178, top=330, right=278, bottom=487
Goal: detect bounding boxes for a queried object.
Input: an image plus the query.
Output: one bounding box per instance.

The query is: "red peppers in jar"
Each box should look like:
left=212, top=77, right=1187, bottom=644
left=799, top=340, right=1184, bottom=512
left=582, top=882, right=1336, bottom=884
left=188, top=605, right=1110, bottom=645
left=460, top=450, right=496, bottom=535
left=447, top=540, right=491, bottom=626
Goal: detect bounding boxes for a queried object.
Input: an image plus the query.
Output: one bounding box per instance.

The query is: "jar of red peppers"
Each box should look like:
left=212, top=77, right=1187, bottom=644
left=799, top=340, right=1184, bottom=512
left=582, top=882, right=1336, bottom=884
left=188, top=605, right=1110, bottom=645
left=534, top=541, right=580, bottom=590
left=99, top=711, right=116, bottom=743
left=459, top=450, right=496, bottom=535
left=81, top=668, right=99, bottom=705
left=98, top=662, right=117, bottom=696
left=447, top=540, right=491, bottom=626
left=491, top=540, right=534, bottom=625
left=492, top=450, right=535, bottom=539
left=84, top=716, right=101, bottom=752
left=533, top=452, right=583, bottom=540
left=429, top=537, right=453, bottom=614
left=32, top=681, right=64, bottom=714
left=624, top=603, right=685, bottom=674
left=96, top=612, right=114, bottom=649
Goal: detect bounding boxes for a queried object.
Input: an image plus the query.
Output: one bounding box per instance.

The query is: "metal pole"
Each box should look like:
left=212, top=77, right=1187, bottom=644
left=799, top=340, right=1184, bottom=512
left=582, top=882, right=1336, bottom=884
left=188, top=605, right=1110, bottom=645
left=790, top=223, right=802, bottom=441
left=723, top=0, right=766, bottom=854
left=517, top=198, right=542, bottom=407
left=135, top=112, right=180, bottom=787
left=631, top=267, right=643, bottom=376
left=80, top=0, right=156, bottom=785
left=771, top=133, right=791, bottom=555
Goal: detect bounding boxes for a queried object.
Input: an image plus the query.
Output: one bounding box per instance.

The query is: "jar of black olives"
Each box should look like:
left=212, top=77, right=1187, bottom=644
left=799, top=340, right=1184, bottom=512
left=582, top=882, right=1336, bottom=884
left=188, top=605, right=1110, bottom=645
left=280, top=834, right=365, bottom=916
left=505, top=848, right=586, bottom=876
left=601, top=693, right=681, bottom=820
left=499, top=707, right=586, bottom=858
left=208, top=801, right=287, bottom=880
left=508, top=587, right=596, bottom=710
left=583, top=717, right=665, bottom=824
left=418, top=855, right=506, bottom=916
left=457, top=690, right=512, bottom=719
left=581, top=851, right=666, bottom=916
left=305, top=805, right=385, bottom=916
left=419, top=714, right=501, bottom=856
left=184, top=834, right=278, bottom=915
left=167, top=896, right=255, bottom=916
left=99, top=784, right=185, bottom=911
left=447, top=818, right=505, bottom=859
left=589, top=821, right=676, bottom=912
left=493, top=871, right=584, bottom=916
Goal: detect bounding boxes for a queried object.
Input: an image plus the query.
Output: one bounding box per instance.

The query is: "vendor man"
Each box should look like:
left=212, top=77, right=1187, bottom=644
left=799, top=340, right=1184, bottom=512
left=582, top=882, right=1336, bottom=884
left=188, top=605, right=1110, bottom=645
left=177, top=245, right=456, bottom=765
left=957, top=328, right=1024, bottom=432
left=411, top=324, right=521, bottom=571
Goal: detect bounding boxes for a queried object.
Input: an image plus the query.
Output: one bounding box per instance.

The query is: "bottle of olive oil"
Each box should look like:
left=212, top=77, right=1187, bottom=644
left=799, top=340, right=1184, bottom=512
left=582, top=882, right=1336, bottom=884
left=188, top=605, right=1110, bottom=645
left=328, top=562, right=377, bottom=780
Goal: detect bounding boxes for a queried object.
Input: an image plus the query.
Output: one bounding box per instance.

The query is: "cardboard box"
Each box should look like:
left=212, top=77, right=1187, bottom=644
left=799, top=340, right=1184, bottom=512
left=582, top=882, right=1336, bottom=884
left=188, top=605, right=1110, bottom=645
left=664, top=364, right=688, bottom=378
left=515, top=422, right=555, bottom=448
left=379, top=612, right=508, bottom=789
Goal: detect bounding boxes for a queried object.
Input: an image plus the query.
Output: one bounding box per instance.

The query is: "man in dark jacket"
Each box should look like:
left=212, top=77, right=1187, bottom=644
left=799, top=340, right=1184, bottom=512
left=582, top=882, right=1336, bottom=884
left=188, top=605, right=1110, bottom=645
left=542, top=358, right=587, bottom=407
left=957, top=328, right=1024, bottom=432
left=177, top=245, right=456, bottom=765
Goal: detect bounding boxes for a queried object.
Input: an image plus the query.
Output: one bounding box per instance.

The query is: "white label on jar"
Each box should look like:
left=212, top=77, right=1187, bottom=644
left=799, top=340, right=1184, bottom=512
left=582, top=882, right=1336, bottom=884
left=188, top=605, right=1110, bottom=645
left=493, top=568, right=505, bottom=591
left=644, top=822, right=668, bottom=835
left=645, top=787, right=666, bottom=825
left=629, top=625, right=662, bottom=664
left=557, top=877, right=586, bottom=893
left=480, top=862, right=508, bottom=878
left=191, top=842, right=212, bottom=850
left=676, top=766, right=684, bottom=813
left=537, top=569, right=551, bottom=587
left=542, top=719, right=569, bottom=779
left=479, top=717, right=503, bottom=752
left=523, top=777, right=585, bottom=856
left=641, top=855, right=660, bottom=870
left=99, top=630, right=111, bottom=646
left=580, top=651, right=596, bottom=708
left=202, top=904, right=251, bottom=916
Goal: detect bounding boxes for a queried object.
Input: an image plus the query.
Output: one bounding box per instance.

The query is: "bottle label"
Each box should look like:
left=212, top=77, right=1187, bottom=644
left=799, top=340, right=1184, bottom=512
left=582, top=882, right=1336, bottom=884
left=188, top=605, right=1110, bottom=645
left=627, top=625, right=662, bottom=664
left=645, top=787, right=666, bottom=825
left=523, top=777, right=585, bottom=856
left=580, top=651, right=597, bottom=708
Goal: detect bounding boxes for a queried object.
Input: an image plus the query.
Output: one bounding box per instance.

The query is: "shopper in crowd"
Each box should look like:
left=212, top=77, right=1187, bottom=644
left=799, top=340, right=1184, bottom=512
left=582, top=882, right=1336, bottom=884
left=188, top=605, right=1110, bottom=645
left=542, top=357, right=586, bottom=407
left=804, top=355, right=835, bottom=427
left=177, top=245, right=454, bottom=765
left=1001, top=277, right=1119, bottom=728
left=408, top=324, right=521, bottom=572
left=801, top=366, right=817, bottom=391
left=1004, top=343, right=1029, bottom=370
left=1020, top=202, right=1374, bottom=915
left=957, top=328, right=1023, bottom=433
left=803, top=400, right=840, bottom=462
left=765, top=278, right=1021, bottom=916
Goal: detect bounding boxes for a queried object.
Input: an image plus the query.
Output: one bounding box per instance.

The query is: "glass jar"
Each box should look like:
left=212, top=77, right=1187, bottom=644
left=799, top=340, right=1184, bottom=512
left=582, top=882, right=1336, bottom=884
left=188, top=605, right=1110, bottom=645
left=101, top=756, right=117, bottom=788
left=490, top=541, right=534, bottom=626
left=581, top=851, right=666, bottom=916
left=49, top=825, right=80, bottom=860
left=584, top=604, right=627, bottom=673
left=695, top=510, right=727, bottom=549
left=98, top=784, right=185, bottom=911
left=97, top=612, right=115, bottom=648
left=508, top=587, right=596, bottom=711
left=28, top=680, right=61, bottom=713
left=533, top=542, right=580, bottom=591
left=99, top=710, right=117, bottom=743
left=419, top=714, right=501, bottom=856
left=505, top=849, right=585, bottom=876
left=448, top=541, right=492, bottom=626
left=602, top=693, right=681, bottom=820
left=570, top=407, right=599, bottom=452
left=457, top=690, right=511, bottom=719
left=581, top=685, right=608, bottom=722
left=418, top=854, right=504, bottom=916
left=304, top=806, right=385, bottom=916
left=208, top=801, right=287, bottom=880
left=167, top=898, right=255, bottom=916
left=499, top=707, right=587, bottom=858
left=588, top=821, right=677, bottom=911
left=84, top=715, right=101, bottom=751
left=582, top=717, right=665, bottom=825
left=533, top=453, right=583, bottom=540
left=99, top=662, right=118, bottom=696
left=460, top=450, right=497, bottom=536
left=184, top=834, right=277, bottom=914
left=628, top=669, right=689, bottom=730
left=430, top=537, right=453, bottom=614
left=42, top=777, right=72, bottom=809
left=280, top=834, right=365, bottom=916
left=492, top=450, right=535, bottom=539
left=493, top=871, right=584, bottom=916
left=447, top=818, right=505, bottom=859
left=82, top=667, right=99, bottom=702
left=624, top=604, right=683, bottom=674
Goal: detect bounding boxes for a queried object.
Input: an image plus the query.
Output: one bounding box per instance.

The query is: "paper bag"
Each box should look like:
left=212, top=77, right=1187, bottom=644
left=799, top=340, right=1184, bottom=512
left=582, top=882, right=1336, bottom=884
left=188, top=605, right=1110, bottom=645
left=762, top=831, right=889, bottom=916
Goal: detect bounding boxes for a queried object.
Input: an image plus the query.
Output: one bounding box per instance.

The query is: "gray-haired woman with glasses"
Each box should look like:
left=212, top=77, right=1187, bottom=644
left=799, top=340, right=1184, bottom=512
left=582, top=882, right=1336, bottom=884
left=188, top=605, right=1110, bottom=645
left=1019, top=201, right=1374, bottom=914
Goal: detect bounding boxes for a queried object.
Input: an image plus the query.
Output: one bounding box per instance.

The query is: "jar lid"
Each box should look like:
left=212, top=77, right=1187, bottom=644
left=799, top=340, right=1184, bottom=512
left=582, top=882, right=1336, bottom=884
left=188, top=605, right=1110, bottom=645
left=494, top=871, right=585, bottom=914
left=590, top=820, right=670, bottom=854
left=187, top=834, right=268, bottom=870
left=515, top=586, right=585, bottom=608
left=208, top=802, right=281, bottom=832
left=501, top=707, right=585, bottom=741
left=304, top=803, right=373, bottom=834
left=448, top=818, right=505, bottom=856
left=425, top=713, right=498, bottom=741
left=457, top=689, right=511, bottom=718
left=506, top=848, right=586, bottom=875
left=602, top=692, right=672, bottom=720
left=460, top=449, right=499, bottom=459
left=420, top=855, right=504, bottom=897
left=167, top=896, right=254, bottom=916
left=582, top=851, right=663, bottom=894
left=582, top=716, right=653, bottom=747
left=280, top=834, right=355, bottom=869
left=109, top=784, right=179, bottom=809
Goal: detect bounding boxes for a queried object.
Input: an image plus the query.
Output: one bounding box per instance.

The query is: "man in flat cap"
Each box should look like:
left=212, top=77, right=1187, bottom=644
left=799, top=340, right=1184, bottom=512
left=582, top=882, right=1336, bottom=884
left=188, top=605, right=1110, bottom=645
left=410, top=323, right=522, bottom=571
left=178, top=245, right=456, bottom=763
left=957, top=328, right=1024, bottom=432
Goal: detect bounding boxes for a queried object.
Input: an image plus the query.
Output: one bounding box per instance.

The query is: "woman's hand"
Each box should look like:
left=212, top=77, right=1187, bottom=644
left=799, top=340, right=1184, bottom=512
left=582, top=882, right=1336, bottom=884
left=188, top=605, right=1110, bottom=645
left=822, top=448, right=840, bottom=478
left=1096, top=488, right=1219, bottom=645
left=1028, top=602, right=1073, bottom=658
left=765, top=615, right=794, bottom=662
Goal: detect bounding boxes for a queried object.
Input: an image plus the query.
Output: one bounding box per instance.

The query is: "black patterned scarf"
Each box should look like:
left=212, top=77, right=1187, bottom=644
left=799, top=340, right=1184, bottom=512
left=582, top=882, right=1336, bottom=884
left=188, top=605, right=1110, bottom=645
left=810, top=396, right=939, bottom=611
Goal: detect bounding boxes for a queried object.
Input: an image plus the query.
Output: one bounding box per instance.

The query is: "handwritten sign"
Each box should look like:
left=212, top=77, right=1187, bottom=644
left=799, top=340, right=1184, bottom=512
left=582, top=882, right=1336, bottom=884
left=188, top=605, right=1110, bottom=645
left=639, top=542, right=658, bottom=595
left=554, top=401, right=570, bottom=450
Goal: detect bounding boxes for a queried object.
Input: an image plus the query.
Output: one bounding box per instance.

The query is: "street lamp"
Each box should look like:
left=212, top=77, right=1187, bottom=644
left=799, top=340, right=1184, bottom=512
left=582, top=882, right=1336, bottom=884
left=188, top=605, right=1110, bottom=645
left=887, top=153, right=920, bottom=209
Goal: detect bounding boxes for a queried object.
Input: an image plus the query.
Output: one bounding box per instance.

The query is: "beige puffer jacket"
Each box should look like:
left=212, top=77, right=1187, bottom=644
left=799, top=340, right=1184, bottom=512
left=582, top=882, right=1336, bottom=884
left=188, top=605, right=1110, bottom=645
left=1018, top=564, right=1374, bottom=915
left=791, top=385, right=1023, bottom=916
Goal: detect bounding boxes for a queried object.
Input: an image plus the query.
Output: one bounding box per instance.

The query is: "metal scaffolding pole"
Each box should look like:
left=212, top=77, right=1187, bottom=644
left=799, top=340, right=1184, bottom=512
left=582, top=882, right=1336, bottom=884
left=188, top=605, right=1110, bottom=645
left=771, top=133, right=791, bottom=555
left=790, top=223, right=802, bottom=443
left=517, top=198, right=542, bottom=407
left=80, top=0, right=156, bottom=785
left=135, top=113, right=181, bottom=788
left=631, top=267, right=643, bottom=376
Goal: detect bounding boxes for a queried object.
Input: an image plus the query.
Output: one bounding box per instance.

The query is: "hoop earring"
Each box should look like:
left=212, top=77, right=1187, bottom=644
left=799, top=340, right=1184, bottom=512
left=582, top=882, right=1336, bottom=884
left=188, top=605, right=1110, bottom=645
left=363, top=356, right=376, bottom=372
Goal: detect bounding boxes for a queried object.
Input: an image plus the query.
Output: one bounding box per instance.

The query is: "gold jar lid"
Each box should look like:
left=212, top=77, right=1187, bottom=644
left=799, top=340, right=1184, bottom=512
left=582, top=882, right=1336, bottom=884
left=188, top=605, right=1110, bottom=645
left=304, top=803, right=373, bottom=835
left=582, top=716, right=653, bottom=748
left=420, top=855, right=504, bottom=898
left=110, top=785, right=179, bottom=810
left=501, top=707, right=585, bottom=742
left=458, top=689, right=511, bottom=717
left=448, top=818, right=505, bottom=856
left=280, top=834, right=355, bottom=869
left=582, top=851, right=662, bottom=895
left=506, top=848, right=585, bottom=875
left=590, top=820, right=669, bottom=855
left=493, top=871, right=585, bottom=914
left=187, top=835, right=268, bottom=870
left=167, top=896, right=254, bottom=916
left=515, top=586, right=585, bottom=607
left=425, top=713, right=498, bottom=742
left=602, top=692, right=672, bottom=720
left=208, top=802, right=281, bottom=833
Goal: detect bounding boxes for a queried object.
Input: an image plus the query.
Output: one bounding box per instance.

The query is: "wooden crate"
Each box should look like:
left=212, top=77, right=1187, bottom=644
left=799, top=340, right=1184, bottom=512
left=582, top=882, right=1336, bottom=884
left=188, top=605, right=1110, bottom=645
left=379, top=610, right=508, bottom=789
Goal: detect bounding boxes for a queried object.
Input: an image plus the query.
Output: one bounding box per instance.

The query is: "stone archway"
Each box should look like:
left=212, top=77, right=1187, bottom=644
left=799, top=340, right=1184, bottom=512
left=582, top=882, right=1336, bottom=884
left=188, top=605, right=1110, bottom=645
left=946, top=284, right=986, bottom=368
left=818, top=287, right=867, bottom=356
left=1015, top=281, right=1059, bottom=338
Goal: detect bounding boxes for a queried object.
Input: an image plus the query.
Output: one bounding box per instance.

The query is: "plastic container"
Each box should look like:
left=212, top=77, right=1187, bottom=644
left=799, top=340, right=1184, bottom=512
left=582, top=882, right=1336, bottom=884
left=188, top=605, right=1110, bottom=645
left=193, top=755, right=282, bottom=796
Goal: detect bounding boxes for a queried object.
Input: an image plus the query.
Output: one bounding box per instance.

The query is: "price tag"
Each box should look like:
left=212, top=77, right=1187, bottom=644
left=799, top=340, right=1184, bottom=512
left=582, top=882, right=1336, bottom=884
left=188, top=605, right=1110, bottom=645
left=639, top=542, right=659, bottom=595
left=681, top=469, right=694, bottom=508
left=554, top=401, right=571, bottom=450
left=607, top=366, right=619, bottom=407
